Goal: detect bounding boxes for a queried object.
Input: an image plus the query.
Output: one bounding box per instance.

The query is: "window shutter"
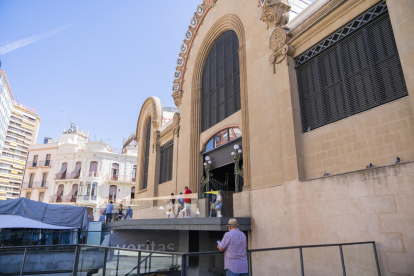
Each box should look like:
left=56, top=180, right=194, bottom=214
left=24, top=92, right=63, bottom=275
left=159, top=140, right=174, bottom=184
left=143, top=118, right=151, bottom=189
left=295, top=4, right=407, bottom=133
left=201, top=30, right=241, bottom=132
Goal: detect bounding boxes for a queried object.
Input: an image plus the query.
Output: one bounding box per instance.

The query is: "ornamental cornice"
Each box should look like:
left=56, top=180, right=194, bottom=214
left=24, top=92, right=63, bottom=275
left=258, top=0, right=295, bottom=73
left=258, top=0, right=291, bottom=29
left=171, top=0, right=217, bottom=108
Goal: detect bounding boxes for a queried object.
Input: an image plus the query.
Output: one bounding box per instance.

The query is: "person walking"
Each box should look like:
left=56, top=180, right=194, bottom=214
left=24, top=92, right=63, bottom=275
left=176, top=192, right=185, bottom=218
left=183, top=186, right=192, bottom=218
left=105, top=201, right=114, bottom=223
left=99, top=210, right=105, bottom=224
left=117, top=204, right=124, bottom=221
left=125, top=206, right=133, bottom=219
left=217, top=219, right=248, bottom=276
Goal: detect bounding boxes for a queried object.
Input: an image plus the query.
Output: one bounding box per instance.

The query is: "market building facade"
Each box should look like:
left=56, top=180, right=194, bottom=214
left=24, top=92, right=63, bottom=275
left=127, top=0, right=414, bottom=274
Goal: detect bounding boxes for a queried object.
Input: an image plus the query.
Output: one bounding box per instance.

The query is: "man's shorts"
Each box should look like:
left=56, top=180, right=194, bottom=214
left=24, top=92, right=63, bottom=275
left=210, top=202, right=216, bottom=209
left=184, top=203, right=191, bottom=210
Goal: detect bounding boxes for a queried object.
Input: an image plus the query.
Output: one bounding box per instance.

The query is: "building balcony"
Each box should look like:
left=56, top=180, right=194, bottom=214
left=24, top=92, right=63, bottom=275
left=54, top=173, right=66, bottom=180
left=106, top=175, right=136, bottom=183
left=63, top=195, right=77, bottom=203
left=49, top=195, right=63, bottom=203
left=0, top=182, right=21, bottom=188
left=22, top=181, right=48, bottom=189
left=68, top=172, right=81, bottom=179
left=79, top=171, right=102, bottom=178
left=27, top=161, right=37, bottom=168
left=76, top=194, right=98, bottom=203
left=37, top=160, right=52, bottom=167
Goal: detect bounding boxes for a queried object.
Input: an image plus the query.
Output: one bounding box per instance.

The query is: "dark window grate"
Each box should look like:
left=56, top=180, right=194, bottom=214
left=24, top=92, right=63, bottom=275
left=159, top=140, right=174, bottom=184
left=296, top=11, right=407, bottom=133
left=201, top=30, right=241, bottom=132
left=142, top=118, right=151, bottom=189
left=295, top=1, right=388, bottom=67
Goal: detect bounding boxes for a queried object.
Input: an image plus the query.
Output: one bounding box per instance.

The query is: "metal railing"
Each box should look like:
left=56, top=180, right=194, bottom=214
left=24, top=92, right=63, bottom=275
left=69, top=172, right=81, bottom=179
left=0, top=241, right=381, bottom=276
left=54, top=173, right=66, bottom=180
left=37, top=160, right=52, bottom=167
left=26, top=161, right=37, bottom=168
left=22, top=181, right=48, bottom=189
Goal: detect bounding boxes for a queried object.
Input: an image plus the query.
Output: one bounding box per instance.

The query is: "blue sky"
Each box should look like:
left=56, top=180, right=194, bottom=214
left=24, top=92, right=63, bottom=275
left=0, top=0, right=201, bottom=151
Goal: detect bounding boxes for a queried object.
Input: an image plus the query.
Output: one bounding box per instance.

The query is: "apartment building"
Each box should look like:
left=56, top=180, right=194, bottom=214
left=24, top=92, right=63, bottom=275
left=0, top=70, right=14, bottom=157
left=0, top=102, right=40, bottom=199
left=21, top=124, right=137, bottom=220
left=21, top=138, right=57, bottom=203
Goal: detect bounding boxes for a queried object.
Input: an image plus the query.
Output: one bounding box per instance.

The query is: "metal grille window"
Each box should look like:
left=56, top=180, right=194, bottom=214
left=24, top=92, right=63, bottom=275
left=142, top=118, right=151, bottom=189
left=201, top=30, right=241, bottom=132
left=159, top=140, right=174, bottom=184
left=295, top=4, right=407, bottom=133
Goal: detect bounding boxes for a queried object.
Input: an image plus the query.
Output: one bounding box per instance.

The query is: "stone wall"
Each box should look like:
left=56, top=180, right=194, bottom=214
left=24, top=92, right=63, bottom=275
left=302, top=97, right=414, bottom=179
left=248, top=161, right=414, bottom=275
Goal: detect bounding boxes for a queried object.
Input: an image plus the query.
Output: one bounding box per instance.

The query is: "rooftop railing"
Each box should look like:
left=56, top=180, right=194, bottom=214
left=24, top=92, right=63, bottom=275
left=0, top=242, right=381, bottom=276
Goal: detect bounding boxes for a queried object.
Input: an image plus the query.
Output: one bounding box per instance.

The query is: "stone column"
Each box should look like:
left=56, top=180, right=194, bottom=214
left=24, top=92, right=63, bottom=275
left=275, top=56, right=305, bottom=182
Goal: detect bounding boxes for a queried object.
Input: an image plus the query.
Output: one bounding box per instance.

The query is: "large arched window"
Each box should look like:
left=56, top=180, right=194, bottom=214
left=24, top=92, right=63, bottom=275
left=201, top=30, right=241, bottom=132
left=142, top=118, right=151, bottom=189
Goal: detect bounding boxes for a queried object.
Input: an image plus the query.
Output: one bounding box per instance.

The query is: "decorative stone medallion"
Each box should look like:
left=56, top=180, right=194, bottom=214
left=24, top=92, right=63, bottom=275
left=197, top=4, right=204, bottom=16
left=190, top=17, right=197, bottom=28
left=185, top=30, right=192, bottom=40
left=171, top=1, right=217, bottom=108
left=172, top=83, right=180, bottom=93
left=180, top=43, right=188, bottom=53
left=177, top=57, right=185, bottom=67
left=270, top=28, right=287, bottom=51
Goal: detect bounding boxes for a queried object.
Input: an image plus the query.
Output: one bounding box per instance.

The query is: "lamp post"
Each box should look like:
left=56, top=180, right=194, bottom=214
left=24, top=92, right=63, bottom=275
left=231, top=144, right=243, bottom=193
left=200, top=156, right=212, bottom=198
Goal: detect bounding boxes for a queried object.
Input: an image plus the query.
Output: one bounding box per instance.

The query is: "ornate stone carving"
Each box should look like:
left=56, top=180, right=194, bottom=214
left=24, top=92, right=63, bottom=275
left=259, top=0, right=291, bottom=29
left=172, top=90, right=184, bottom=108
left=268, top=27, right=295, bottom=73
left=173, top=113, right=181, bottom=136
left=152, top=120, right=161, bottom=130
left=170, top=1, right=217, bottom=108
left=203, top=0, right=216, bottom=8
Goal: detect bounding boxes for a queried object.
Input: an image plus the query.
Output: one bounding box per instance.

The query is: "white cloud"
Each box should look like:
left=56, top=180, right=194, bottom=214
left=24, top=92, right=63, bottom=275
left=0, top=25, right=70, bottom=55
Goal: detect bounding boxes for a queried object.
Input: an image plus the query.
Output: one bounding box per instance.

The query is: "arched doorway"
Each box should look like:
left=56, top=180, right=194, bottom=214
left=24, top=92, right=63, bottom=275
left=201, top=127, right=243, bottom=196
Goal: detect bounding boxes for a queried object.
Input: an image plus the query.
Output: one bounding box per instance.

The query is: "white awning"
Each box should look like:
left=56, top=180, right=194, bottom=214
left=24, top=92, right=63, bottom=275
left=0, top=215, right=75, bottom=229
left=68, top=184, right=79, bottom=196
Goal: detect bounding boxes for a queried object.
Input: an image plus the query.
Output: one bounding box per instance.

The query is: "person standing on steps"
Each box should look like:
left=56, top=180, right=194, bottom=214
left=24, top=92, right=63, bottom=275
left=184, top=186, right=192, bottom=218
left=125, top=206, right=133, bottom=219
left=105, top=201, right=114, bottom=223
left=217, top=219, right=248, bottom=276
left=176, top=192, right=185, bottom=218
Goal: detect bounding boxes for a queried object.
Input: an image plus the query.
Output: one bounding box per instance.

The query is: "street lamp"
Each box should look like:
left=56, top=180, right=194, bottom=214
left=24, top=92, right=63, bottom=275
left=231, top=145, right=243, bottom=193
left=201, top=156, right=212, bottom=198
